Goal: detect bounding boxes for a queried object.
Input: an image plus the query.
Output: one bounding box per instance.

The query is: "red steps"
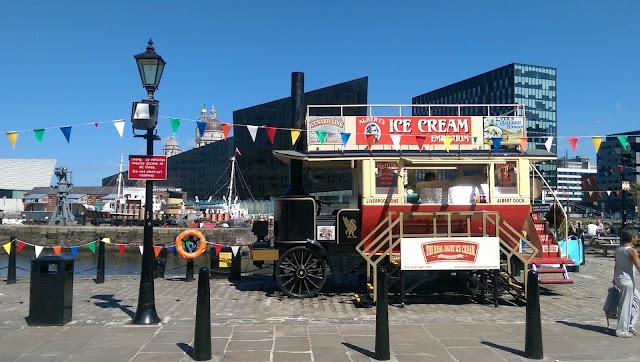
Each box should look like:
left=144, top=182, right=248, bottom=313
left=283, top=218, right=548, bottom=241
left=539, top=278, right=574, bottom=285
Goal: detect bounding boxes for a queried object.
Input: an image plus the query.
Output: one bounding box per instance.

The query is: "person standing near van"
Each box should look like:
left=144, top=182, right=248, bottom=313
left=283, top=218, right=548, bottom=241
left=613, top=227, right=640, bottom=337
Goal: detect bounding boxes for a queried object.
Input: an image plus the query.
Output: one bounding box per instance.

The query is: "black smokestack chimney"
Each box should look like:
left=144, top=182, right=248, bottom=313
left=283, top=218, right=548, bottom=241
left=283, top=72, right=308, bottom=196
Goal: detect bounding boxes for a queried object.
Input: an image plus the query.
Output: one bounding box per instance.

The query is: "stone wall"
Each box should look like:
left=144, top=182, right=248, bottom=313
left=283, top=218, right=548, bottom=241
left=0, top=225, right=269, bottom=247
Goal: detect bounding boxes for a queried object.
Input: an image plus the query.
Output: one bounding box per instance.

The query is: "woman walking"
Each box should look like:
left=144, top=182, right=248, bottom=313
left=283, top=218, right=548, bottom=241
left=613, top=227, right=640, bottom=337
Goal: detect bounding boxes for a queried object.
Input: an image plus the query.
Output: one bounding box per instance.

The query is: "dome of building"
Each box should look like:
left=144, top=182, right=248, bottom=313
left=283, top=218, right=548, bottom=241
left=165, top=136, right=179, bottom=147
left=205, top=118, right=223, bottom=131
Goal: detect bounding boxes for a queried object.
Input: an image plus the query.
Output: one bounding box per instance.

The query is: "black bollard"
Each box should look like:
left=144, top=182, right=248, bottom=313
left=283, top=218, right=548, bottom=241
left=7, top=236, right=16, bottom=284
left=96, top=235, right=105, bottom=284
left=193, top=267, right=212, bottom=361
left=186, top=259, right=195, bottom=282
left=229, top=247, right=242, bottom=280
left=493, top=269, right=499, bottom=308
left=525, top=270, right=543, bottom=359
left=375, top=268, right=390, bottom=361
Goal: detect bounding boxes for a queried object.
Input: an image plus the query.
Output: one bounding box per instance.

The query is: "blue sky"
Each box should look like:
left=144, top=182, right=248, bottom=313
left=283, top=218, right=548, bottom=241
left=1, top=1, right=638, bottom=186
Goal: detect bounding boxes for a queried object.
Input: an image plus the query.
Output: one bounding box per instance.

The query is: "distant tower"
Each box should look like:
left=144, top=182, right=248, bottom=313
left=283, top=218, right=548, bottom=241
left=194, top=104, right=224, bottom=148
left=163, top=136, right=182, bottom=157
left=49, top=167, right=76, bottom=225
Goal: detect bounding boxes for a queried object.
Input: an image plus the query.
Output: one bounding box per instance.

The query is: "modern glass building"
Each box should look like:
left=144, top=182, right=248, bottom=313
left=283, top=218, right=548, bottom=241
left=412, top=63, right=558, bottom=187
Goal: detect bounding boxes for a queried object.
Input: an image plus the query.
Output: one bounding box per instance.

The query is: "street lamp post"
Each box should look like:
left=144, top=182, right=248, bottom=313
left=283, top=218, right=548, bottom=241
left=131, top=39, right=165, bottom=325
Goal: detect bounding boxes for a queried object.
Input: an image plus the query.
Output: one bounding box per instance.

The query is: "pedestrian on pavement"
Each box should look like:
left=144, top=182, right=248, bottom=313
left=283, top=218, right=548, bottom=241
left=613, top=227, right=640, bottom=337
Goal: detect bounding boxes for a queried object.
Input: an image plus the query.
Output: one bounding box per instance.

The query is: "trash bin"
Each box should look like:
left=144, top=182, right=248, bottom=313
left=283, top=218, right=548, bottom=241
left=153, top=247, right=168, bottom=279
left=28, top=255, right=74, bottom=326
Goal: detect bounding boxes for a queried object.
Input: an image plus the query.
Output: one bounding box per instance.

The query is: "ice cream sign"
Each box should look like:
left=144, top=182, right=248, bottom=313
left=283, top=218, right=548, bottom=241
left=400, top=237, right=500, bottom=270
left=355, top=116, right=472, bottom=145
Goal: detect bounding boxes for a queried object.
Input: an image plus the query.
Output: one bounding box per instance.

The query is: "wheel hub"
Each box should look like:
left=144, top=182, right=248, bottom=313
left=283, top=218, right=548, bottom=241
left=296, top=267, right=307, bottom=278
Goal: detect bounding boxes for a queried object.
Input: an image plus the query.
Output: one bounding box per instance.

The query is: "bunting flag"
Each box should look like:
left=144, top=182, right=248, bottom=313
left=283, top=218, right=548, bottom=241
left=235, top=147, right=242, bottom=156
left=291, top=129, right=301, bottom=145
left=265, top=127, right=276, bottom=144
left=518, top=137, right=528, bottom=152
left=618, top=165, right=625, bottom=173
left=138, top=245, right=144, bottom=255
left=17, top=241, right=26, bottom=253
left=221, top=123, right=232, bottom=140
left=365, top=134, right=376, bottom=149
left=618, top=135, right=629, bottom=150
left=170, top=118, right=181, bottom=134
left=316, top=130, right=327, bottom=144
left=53, top=246, right=62, bottom=255
left=544, top=137, right=553, bottom=152
left=598, top=191, right=602, bottom=196
left=472, top=136, right=478, bottom=144
left=94, top=122, right=99, bottom=128
left=247, top=125, right=258, bottom=142
left=443, top=136, right=452, bottom=152
left=60, top=126, right=72, bottom=143
left=185, top=241, right=192, bottom=251
left=231, top=245, right=240, bottom=257
left=607, top=191, right=611, bottom=196
left=592, top=136, right=602, bottom=152
left=415, top=135, right=426, bottom=151
left=214, top=244, right=223, bottom=255
left=154, top=246, right=162, bottom=257
left=616, top=191, right=621, bottom=196
left=2, top=242, right=10, bottom=254
left=34, top=129, right=44, bottom=143
left=390, top=134, right=401, bottom=151
left=340, top=132, right=351, bottom=148
left=6, top=131, right=18, bottom=150
left=118, top=244, right=126, bottom=255
left=35, top=245, right=43, bottom=258
left=70, top=246, right=79, bottom=258
left=87, top=241, right=96, bottom=254
left=568, top=136, right=578, bottom=151
left=113, top=120, right=125, bottom=138
left=492, top=137, right=502, bottom=151
left=196, top=121, right=207, bottom=137
left=169, top=245, right=177, bottom=256
left=101, top=237, right=111, bottom=244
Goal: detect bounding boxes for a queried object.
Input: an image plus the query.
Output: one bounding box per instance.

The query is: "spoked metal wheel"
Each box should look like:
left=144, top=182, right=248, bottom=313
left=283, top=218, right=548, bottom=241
left=275, top=246, right=327, bottom=298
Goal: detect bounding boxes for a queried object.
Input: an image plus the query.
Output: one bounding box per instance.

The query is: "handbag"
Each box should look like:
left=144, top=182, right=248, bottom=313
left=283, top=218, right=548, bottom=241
left=603, top=286, right=620, bottom=327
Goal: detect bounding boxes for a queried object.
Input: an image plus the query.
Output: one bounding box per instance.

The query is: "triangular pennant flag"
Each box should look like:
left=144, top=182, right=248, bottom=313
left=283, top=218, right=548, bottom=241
left=101, top=237, right=111, bottom=244
left=60, top=126, right=72, bottom=143
left=616, top=191, right=621, bottom=196
left=214, top=244, right=223, bottom=255
left=315, top=130, right=327, bottom=144
left=185, top=241, right=192, bottom=251
left=94, top=122, right=99, bottom=128
left=34, top=129, right=44, bottom=143
left=53, top=246, right=62, bottom=255
left=221, top=123, right=232, bottom=140
left=196, top=121, right=207, bottom=137
left=247, top=125, right=258, bottom=142
left=473, top=136, right=478, bottom=144
left=291, top=129, right=301, bottom=145
left=618, top=165, right=626, bottom=173
left=2, top=242, right=10, bottom=254
left=518, top=137, right=528, bottom=152
left=35, top=245, right=43, bottom=258
left=169, top=245, right=177, bottom=256
left=70, top=246, right=79, bottom=258
left=492, top=137, right=502, bottom=151
left=113, top=120, right=125, bottom=138
left=592, top=136, right=602, bottom=153
left=87, top=241, right=96, bottom=254
left=170, top=118, right=181, bottom=134
left=366, top=134, right=376, bottom=149
left=415, top=135, right=426, bottom=151
left=617, top=135, right=629, bottom=150
left=118, top=244, right=126, bottom=255
left=443, top=136, right=452, bottom=153
left=598, top=191, right=602, bottom=196
left=235, top=147, right=242, bottom=156
left=265, top=127, right=276, bottom=144
left=6, top=131, right=18, bottom=150
left=138, top=245, right=144, bottom=255
left=17, top=241, right=26, bottom=253
left=231, top=245, right=240, bottom=257
left=588, top=191, right=593, bottom=197
left=390, top=134, right=401, bottom=151
left=544, top=137, right=553, bottom=152
left=568, top=137, right=578, bottom=151
left=154, top=246, right=162, bottom=257
left=607, top=191, right=611, bottom=196
left=340, top=132, right=351, bottom=147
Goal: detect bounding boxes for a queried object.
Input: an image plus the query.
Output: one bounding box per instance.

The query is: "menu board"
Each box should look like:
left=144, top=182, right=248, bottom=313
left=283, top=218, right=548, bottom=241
left=375, top=162, right=398, bottom=195
left=494, top=161, right=518, bottom=195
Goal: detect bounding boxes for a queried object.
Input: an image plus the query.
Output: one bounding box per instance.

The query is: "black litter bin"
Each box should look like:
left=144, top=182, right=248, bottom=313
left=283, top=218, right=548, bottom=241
left=153, top=247, right=168, bottom=279
left=28, top=255, right=74, bottom=326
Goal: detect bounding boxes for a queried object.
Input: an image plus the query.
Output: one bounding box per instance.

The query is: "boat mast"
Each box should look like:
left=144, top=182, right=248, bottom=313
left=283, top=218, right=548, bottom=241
left=227, top=156, right=236, bottom=211
left=117, top=155, right=124, bottom=199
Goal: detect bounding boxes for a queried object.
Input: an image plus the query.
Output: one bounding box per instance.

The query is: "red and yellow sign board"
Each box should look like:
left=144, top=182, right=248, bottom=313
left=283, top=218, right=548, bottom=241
left=400, top=237, right=500, bottom=270
left=355, top=116, right=472, bottom=145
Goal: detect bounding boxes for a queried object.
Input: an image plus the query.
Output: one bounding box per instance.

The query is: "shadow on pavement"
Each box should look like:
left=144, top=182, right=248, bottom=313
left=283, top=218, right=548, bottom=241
left=481, top=341, right=526, bottom=357
left=343, top=342, right=375, bottom=358
left=556, top=320, right=613, bottom=335
left=177, top=342, right=193, bottom=357
left=91, top=294, right=135, bottom=318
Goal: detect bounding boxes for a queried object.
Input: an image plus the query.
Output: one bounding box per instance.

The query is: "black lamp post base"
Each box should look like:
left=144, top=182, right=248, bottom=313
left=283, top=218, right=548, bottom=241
left=132, top=306, right=161, bottom=325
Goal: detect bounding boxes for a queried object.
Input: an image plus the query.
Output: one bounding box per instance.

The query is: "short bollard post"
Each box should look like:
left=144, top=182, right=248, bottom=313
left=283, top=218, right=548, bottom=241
left=96, top=235, right=105, bottom=284
left=193, top=267, right=212, bottom=361
left=375, top=268, right=390, bottom=361
left=7, top=235, right=16, bottom=284
left=229, top=247, right=242, bottom=280
left=186, top=260, right=195, bottom=282
left=525, top=270, right=543, bottom=359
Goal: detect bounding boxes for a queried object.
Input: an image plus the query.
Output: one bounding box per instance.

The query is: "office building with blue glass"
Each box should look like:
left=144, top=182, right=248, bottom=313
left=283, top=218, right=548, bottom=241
left=412, top=63, right=558, bottom=187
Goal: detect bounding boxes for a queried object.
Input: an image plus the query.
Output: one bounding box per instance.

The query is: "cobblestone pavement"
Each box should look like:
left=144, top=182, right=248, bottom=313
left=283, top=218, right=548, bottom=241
left=1, top=252, right=639, bottom=361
